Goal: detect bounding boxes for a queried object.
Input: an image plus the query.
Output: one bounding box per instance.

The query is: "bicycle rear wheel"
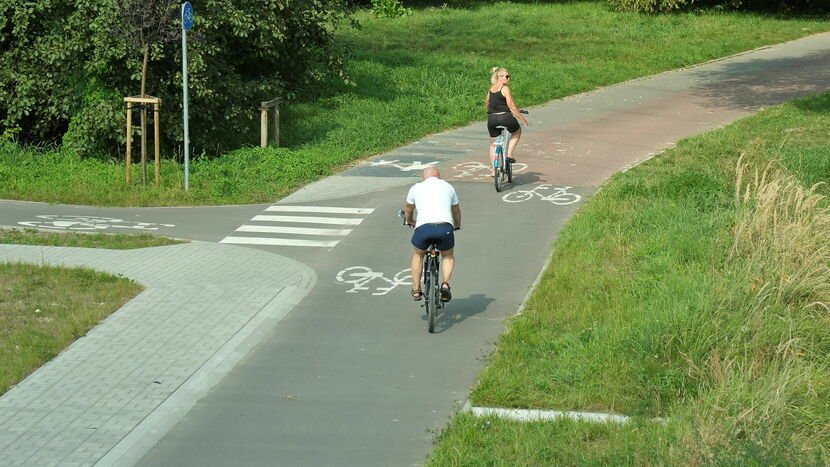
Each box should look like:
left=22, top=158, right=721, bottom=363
left=424, top=256, right=441, bottom=333
left=427, top=259, right=440, bottom=333
left=494, top=149, right=504, bottom=192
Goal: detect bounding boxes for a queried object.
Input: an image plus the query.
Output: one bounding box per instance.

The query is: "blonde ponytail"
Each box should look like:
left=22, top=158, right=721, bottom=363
left=490, top=67, right=508, bottom=84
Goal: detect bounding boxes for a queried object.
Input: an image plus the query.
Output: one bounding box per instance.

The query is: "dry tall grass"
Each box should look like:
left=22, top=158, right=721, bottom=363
left=680, top=155, right=830, bottom=463
left=732, top=154, right=830, bottom=312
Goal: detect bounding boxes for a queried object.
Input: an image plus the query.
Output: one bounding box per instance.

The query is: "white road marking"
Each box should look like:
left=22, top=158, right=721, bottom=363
left=266, top=206, right=374, bottom=215
left=335, top=266, right=412, bottom=295
left=220, top=205, right=373, bottom=247
left=365, top=160, right=439, bottom=171
left=251, top=215, right=365, bottom=225
left=17, top=215, right=175, bottom=231
left=236, top=225, right=353, bottom=236
left=220, top=237, right=340, bottom=247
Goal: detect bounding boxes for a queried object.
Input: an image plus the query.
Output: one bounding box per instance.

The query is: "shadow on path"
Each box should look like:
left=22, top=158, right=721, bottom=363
left=427, top=293, right=496, bottom=333
left=690, top=50, right=830, bottom=112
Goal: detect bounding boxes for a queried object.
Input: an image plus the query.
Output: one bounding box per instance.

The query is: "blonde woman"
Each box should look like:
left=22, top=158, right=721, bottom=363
left=485, top=67, right=528, bottom=176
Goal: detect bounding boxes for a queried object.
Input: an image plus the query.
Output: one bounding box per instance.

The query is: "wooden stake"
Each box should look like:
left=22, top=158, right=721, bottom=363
left=260, top=108, right=268, bottom=147
left=126, top=103, right=133, bottom=184
left=141, top=106, right=147, bottom=185
left=154, top=103, right=160, bottom=187
left=273, top=104, right=280, bottom=147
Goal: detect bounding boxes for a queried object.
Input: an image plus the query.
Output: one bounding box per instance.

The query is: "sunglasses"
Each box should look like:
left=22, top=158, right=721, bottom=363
left=502, top=75, right=511, bottom=79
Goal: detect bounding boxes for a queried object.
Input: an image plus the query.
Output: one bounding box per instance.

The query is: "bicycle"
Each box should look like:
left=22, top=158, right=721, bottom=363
left=398, top=210, right=457, bottom=333
left=493, top=109, right=529, bottom=193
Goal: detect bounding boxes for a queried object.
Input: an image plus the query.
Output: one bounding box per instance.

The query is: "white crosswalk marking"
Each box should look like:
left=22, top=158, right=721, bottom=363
left=251, top=215, right=364, bottom=225
left=220, top=205, right=374, bottom=248
left=235, top=225, right=353, bottom=236
left=265, top=206, right=373, bottom=215
left=219, top=237, right=341, bottom=247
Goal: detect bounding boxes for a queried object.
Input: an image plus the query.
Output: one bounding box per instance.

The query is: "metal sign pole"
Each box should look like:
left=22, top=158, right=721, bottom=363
left=181, top=2, right=193, bottom=190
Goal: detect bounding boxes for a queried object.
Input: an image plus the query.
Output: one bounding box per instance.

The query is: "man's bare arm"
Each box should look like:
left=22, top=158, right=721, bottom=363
left=404, top=203, right=416, bottom=226
left=451, top=204, right=461, bottom=230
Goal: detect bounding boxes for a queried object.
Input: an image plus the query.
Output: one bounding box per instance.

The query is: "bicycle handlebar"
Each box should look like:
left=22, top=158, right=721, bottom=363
left=397, top=209, right=413, bottom=228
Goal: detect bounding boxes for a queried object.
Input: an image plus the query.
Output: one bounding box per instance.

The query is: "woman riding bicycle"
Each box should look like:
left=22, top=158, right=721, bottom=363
left=485, top=67, right=529, bottom=176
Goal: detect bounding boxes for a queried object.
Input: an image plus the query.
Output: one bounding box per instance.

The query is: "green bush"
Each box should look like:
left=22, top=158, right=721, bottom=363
left=0, top=0, right=357, bottom=157
left=371, top=0, right=412, bottom=17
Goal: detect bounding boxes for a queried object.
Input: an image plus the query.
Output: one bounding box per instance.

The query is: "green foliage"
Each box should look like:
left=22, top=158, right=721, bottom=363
left=371, top=0, right=412, bottom=17
left=0, top=0, right=357, bottom=157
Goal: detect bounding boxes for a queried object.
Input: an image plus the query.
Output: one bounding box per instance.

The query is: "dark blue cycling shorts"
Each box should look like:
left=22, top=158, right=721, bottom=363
left=411, top=223, right=455, bottom=251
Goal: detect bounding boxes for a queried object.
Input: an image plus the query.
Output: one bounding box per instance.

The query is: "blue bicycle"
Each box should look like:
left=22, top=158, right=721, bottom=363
left=494, top=109, right=528, bottom=192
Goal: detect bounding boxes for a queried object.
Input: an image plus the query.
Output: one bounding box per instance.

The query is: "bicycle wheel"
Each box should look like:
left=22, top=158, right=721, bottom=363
left=548, top=192, right=582, bottom=205
left=502, top=190, right=534, bottom=203
left=506, top=157, right=513, bottom=184
left=427, top=258, right=439, bottom=333
left=494, top=149, right=505, bottom=193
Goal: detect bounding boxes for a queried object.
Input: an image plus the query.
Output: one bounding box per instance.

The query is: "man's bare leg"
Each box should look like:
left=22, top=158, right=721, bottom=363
left=411, top=248, right=426, bottom=296
left=440, top=248, right=455, bottom=284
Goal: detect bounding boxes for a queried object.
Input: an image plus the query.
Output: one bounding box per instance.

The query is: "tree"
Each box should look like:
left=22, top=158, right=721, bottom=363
left=114, top=0, right=179, bottom=184
left=0, top=0, right=358, bottom=158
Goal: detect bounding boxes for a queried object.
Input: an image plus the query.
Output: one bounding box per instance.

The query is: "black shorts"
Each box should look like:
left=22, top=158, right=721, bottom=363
left=487, top=112, right=520, bottom=138
left=411, top=223, right=455, bottom=251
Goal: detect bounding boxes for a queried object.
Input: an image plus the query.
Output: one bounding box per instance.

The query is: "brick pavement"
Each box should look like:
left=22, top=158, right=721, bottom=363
left=0, top=242, right=314, bottom=466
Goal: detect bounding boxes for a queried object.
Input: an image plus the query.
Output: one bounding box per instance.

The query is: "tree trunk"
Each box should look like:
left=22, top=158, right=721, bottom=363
left=140, top=43, right=149, bottom=185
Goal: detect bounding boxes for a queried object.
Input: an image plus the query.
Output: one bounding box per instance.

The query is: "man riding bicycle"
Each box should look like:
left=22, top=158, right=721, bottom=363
left=403, top=167, right=461, bottom=302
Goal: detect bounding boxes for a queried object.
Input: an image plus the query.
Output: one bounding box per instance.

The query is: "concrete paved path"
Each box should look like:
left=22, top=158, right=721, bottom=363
left=0, top=32, right=828, bottom=466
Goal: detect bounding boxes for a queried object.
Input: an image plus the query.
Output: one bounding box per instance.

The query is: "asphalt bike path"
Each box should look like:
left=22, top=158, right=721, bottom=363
left=0, top=32, right=828, bottom=466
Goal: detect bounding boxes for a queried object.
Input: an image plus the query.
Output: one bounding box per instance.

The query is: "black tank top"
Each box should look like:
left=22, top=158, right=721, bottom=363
left=488, top=87, right=509, bottom=114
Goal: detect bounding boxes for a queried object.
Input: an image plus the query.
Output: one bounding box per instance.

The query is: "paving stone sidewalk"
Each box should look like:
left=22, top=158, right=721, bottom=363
left=0, top=242, right=314, bottom=466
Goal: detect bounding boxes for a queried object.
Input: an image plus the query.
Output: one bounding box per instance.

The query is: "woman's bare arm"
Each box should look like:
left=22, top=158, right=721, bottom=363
left=501, top=86, right=529, bottom=125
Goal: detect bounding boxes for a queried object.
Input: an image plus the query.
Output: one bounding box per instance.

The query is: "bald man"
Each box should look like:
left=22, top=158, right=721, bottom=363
left=403, top=167, right=461, bottom=302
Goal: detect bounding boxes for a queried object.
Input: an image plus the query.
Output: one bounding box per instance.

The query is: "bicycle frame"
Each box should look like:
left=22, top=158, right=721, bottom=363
left=493, top=127, right=511, bottom=192
left=493, top=127, right=510, bottom=170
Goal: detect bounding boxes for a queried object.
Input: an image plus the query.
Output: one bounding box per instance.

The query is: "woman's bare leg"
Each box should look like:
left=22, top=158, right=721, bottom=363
left=489, top=137, right=497, bottom=176
left=507, top=128, right=522, bottom=160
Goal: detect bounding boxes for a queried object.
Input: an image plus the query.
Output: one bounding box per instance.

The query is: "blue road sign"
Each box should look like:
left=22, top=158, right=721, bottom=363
left=182, top=2, right=194, bottom=31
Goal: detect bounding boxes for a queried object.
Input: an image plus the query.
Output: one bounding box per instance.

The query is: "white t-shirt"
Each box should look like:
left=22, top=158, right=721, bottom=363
left=406, top=177, right=459, bottom=228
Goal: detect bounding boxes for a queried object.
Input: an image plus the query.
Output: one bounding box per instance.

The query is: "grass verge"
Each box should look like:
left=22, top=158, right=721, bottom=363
left=428, top=93, right=830, bottom=464
left=0, top=228, right=184, bottom=249
left=0, top=263, right=143, bottom=395
left=1, top=3, right=829, bottom=206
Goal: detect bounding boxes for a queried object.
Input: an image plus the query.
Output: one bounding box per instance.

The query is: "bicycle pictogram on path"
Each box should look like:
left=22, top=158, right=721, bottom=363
left=501, top=185, right=581, bottom=205
left=335, top=266, right=413, bottom=296
left=364, top=160, right=439, bottom=172
left=18, top=215, right=175, bottom=231
left=452, top=161, right=528, bottom=180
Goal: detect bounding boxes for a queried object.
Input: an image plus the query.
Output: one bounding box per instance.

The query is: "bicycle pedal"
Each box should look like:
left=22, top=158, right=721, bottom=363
left=506, top=157, right=516, bottom=163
